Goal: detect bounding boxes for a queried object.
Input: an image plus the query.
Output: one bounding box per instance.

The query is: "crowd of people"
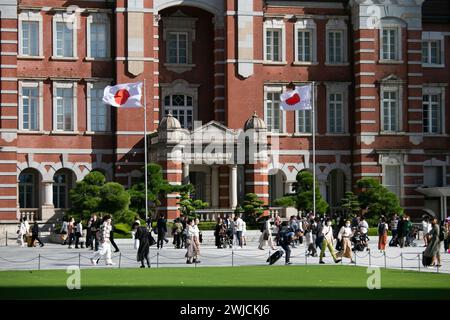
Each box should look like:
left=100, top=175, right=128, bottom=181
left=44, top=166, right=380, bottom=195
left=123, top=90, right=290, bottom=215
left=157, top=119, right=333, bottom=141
left=15, top=210, right=449, bottom=268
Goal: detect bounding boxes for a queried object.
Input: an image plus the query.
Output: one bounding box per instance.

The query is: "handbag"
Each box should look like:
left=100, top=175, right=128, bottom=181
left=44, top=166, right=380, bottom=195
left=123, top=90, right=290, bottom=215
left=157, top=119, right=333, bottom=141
left=148, top=233, right=156, bottom=247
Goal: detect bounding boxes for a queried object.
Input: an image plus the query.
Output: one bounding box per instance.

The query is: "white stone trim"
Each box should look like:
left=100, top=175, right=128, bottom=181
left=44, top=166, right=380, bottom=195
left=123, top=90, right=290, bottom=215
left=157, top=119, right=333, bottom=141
left=18, top=10, right=43, bottom=57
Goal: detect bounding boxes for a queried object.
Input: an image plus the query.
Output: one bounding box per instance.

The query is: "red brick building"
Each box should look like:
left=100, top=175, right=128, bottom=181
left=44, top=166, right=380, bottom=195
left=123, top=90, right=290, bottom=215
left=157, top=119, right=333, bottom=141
left=0, top=0, right=449, bottom=231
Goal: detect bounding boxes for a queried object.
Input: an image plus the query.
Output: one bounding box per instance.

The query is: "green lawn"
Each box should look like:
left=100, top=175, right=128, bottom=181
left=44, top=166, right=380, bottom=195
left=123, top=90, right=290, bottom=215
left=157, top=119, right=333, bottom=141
left=0, top=266, right=449, bottom=300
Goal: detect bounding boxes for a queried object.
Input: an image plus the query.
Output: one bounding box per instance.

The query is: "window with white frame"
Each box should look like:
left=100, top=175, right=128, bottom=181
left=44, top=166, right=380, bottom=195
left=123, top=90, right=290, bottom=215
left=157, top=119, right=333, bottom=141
left=265, top=90, right=283, bottom=133
left=424, top=166, right=444, bottom=187
left=88, top=83, right=110, bottom=132
left=168, top=32, right=188, bottom=64
left=326, top=20, right=347, bottom=64
left=328, top=92, right=344, bottom=133
left=297, top=109, right=312, bottom=133
left=163, top=94, right=193, bottom=129
left=53, top=83, right=77, bottom=132
left=87, top=14, right=110, bottom=59
left=422, top=32, right=445, bottom=67
left=295, top=20, right=317, bottom=64
left=19, top=82, right=42, bottom=131
left=19, top=11, right=43, bottom=57
left=423, top=86, right=445, bottom=134
left=53, top=171, right=71, bottom=209
left=53, top=13, right=77, bottom=58
left=384, top=164, right=401, bottom=197
left=264, top=20, right=285, bottom=63
left=382, top=90, right=398, bottom=132
left=379, top=19, right=404, bottom=62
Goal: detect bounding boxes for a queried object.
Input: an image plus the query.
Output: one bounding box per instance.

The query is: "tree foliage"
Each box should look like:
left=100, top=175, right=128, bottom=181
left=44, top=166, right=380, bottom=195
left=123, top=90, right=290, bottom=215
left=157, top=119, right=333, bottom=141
left=177, top=184, right=208, bottom=219
left=241, top=193, right=265, bottom=225
left=339, top=191, right=361, bottom=215
left=356, top=178, right=403, bottom=218
left=274, top=171, right=328, bottom=214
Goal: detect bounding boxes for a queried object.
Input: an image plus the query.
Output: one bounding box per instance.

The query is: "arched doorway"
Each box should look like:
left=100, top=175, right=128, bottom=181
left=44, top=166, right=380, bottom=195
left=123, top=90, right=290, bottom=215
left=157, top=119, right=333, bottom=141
left=19, top=168, right=41, bottom=209
left=269, top=169, right=286, bottom=205
left=53, top=169, right=76, bottom=209
left=326, top=169, right=346, bottom=207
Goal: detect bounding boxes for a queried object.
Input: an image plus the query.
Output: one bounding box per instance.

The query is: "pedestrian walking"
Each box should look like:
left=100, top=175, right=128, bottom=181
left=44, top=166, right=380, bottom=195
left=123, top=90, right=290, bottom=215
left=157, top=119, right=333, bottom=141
left=157, top=213, right=168, bottom=249
left=235, top=214, right=244, bottom=248
left=377, top=216, right=388, bottom=252
left=67, top=217, right=75, bottom=249
left=172, top=218, right=183, bottom=249
left=90, top=215, right=114, bottom=266
left=424, top=218, right=442, bottom=268
left=17, top=218, right=28, bottom=247
left=132, top=222, right=153, bottom=268
left=185, top=218, right=195, bottom=264
left=31, top=221, right=44, bottom=247
left=258, top=216, right=276, bottom=250
left=319, top=219, right=341, bottom=264
left=110, top=219, right=120, bottom=253
left=337, top=220, right=353, bottom=263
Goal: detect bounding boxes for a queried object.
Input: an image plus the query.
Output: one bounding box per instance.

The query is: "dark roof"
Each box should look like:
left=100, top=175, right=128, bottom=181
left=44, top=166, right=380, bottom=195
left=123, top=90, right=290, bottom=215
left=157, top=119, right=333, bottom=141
left=422, top=0, right=450, bottom=24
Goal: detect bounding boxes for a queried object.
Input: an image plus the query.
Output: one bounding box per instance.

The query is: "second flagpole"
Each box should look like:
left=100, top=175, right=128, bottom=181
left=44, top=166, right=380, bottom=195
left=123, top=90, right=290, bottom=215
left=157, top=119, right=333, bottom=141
left=143, top=79, right=149, bottom=222
left=312, top=82, right=316, bottom=217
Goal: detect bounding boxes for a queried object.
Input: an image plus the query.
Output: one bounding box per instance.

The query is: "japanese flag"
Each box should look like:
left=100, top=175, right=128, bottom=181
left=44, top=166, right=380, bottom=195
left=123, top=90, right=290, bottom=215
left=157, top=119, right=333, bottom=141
left=280, top=84, right=312, bottom=111
left=102, top=82, right=143, bottom=108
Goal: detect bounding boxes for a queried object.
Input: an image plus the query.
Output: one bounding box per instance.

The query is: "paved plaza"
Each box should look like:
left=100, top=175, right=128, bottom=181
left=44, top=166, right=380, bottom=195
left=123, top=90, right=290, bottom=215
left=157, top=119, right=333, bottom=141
left=0, top=231, right=448, bottom=273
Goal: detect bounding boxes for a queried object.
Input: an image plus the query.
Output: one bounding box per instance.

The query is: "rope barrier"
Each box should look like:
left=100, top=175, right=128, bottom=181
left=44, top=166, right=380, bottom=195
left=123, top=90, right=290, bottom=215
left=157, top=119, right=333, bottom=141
left=40, top=255, right=80, bottom=261
left=0, top=256, right=39, bottom=263
left=232, top=252, right=271, bottom=258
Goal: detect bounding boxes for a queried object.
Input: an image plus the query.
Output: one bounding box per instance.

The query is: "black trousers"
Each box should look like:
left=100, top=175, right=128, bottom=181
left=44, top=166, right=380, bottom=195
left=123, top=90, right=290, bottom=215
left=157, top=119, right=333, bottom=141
left=281, top=243, right=291, bottom=263
left=31, top=235, right=43, bottom=246
left=75, top=232, right=84, bottom=248
left=157, top=231, right=166, bottom=248
left=68, top=233, right=75, bottom=246
left=110, top=233, right=119, bottom=251
left=174, top=233, right=181, bottom=248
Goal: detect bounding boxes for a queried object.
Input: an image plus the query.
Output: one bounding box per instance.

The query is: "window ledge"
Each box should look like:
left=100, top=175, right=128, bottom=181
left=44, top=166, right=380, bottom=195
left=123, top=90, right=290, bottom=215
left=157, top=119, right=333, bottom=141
left=422, top=64, right=445, bottom=68
left=18, top=130, right=45, bottom=135
left=263, top=61, right=288, bottom=66
left=164, top=63, right=195, bottom=74
left=267, top=132, right=289, bottom=137
left=324, top=133, right=350, bottom=137
left=17, top=55, right=45, bottom=60
left=84, top=131, right=113, bottom=135
left=292, top=133, right=313, bottom=137
left=84, top=57, right=113, bottom=62
left=379, top=131, right=406, bottom=135
left=423, top=133, right=446, bottom=137
left=378, top=60, right=404, bottom=64
left=50, top=56, right=79, bottom=61
left=50, top=131, right=80, bottom=135
left=324, top=62, right=349, bottom=66
left=292, top=61, right=319, bottom=66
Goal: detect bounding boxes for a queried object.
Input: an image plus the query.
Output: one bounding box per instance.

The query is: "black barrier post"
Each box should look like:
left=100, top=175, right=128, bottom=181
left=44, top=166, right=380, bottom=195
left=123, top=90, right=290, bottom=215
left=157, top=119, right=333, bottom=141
left=418, top=254, right=420, bottom=272
left=368, top=250, right=371, bottom=267
left=38, top=254, right=41, bottom=270
left=231, top=250, right=234, bottom=267
left=119, top=252, right=122, bottom=269
left=354, top=251, right=357, bottom=266
left=5, top=231, right=7, bottom=246
left=384, top=251, right=387, bottom=269
left=401, top=253, right=403, bottom=270
left=78, top=253, right=81, bottom=269
left=305, top=252, right=307, bottom=265
left=157, top=252, right=159, bottom=268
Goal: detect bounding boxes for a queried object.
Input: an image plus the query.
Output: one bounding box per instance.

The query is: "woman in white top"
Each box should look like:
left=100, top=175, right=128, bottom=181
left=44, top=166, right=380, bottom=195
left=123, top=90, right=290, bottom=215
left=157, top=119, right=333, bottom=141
left=337, top=220, right=354, bottom=263
left=422, top=217, right=430, bottom=246
left=132, top=218, right=141, bottom=249
left=192, top=218, right=201, bottom=263
left=319, top=219, right=341, bottom=264
left=258, top=216, right=276, bottom=250
left=17, top=218, right=28, bottom=247
left=185, top=219, right=196, bottom=264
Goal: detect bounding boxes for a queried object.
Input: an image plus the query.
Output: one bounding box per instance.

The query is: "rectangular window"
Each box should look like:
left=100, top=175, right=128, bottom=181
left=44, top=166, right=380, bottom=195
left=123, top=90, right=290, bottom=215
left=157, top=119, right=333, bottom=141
left=423, top=94, right=441, bottom=134
left=266, top=29, right=282, bottom=62
left=384, top=165, right=401, bottom=197
left=266, top=92, right=282, bottom=132
left=424, top=166, right=444, bottom=187
left=56, top=22, right=73, bottom=57
left=21, top=86, right=39, bottom=131
left=328, top=31, right=343, bottom=63
left=21, top=21, right=39, bottom=56
left=90, top=23, right=107, bottom=58
left=382, top=91, right=398, bottom=132
left=297, top=30, right=312, bottom=62
left=168, top=32, right=187, bottom=64
left=56, top=88, right=74, bottom=131
left=90, top=87, right=108, bottom=131
left=422, top=41, right=442, bottom=65
left=297, top=109, right=312, bottom=133
left=382, top=28, right=398, bottom=60
left=328, top=93, right=344, bottom=133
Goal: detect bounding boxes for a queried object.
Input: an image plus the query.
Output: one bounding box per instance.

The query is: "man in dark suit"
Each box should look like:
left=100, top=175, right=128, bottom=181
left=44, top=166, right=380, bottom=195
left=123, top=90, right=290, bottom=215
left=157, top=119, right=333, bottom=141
left=157, top=213, right=168, bottom=249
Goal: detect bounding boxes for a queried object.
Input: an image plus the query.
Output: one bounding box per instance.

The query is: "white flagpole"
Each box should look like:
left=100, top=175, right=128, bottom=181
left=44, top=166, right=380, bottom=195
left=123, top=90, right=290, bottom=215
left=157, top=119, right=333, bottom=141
left=143, top=79, right=149, bottom=222
left=312, top=82, right=316, bottom=216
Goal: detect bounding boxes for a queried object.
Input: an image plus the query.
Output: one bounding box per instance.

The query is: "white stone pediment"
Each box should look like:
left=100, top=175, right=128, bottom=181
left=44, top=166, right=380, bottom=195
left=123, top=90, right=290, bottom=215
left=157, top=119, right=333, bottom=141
left=191, top=121, right=236, bottom=143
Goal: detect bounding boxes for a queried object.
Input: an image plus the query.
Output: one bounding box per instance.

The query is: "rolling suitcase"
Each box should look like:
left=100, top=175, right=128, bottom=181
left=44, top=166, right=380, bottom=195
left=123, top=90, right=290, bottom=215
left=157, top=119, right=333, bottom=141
left=267, top=250, right=284, bottom=265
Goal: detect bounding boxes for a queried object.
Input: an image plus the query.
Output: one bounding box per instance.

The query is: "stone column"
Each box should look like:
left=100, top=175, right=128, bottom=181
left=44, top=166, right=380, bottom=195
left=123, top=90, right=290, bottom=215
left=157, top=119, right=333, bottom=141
left=211, top=166, right=219, bottom=208
left=183, top=163, right=190, bottom=185
left=40, top=180, right=55, bottom=221
left=229, top=165, right=238, bottom=209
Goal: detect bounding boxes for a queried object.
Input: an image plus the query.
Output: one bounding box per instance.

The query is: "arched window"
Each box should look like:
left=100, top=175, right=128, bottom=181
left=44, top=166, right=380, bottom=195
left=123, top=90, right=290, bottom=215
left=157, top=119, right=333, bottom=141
left=19, top=169, right=40, bottom=208
left=53, top=169, right=74, bottom=209
left=163, top=94, right=193, bottom=129
left=326, top=169, right=346, bottom=207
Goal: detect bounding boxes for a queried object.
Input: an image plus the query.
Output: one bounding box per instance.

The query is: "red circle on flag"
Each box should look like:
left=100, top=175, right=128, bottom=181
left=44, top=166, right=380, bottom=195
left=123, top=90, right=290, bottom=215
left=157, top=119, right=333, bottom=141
left=286, top=93, right=301, bottom=105
left=114, top=89, right=130, bottom=105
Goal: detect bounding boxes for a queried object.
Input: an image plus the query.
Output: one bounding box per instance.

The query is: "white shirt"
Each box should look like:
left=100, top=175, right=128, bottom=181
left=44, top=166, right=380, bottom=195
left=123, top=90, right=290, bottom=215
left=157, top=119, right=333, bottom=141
left=338, top=226, right=353, bottom=240
left=359, top=220, right=369, bottom=234
left=322, top=225, right=334, bottom=242
left=242, top=221, right=247, bottom=233
left=192, top=224, right=200, bottom=238
left=235, top=218, right=244, bottom=232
